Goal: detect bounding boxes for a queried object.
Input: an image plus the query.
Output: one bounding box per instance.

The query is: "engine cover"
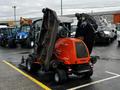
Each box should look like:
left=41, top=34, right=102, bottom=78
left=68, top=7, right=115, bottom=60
left=55, top=38, right=90, bottom=65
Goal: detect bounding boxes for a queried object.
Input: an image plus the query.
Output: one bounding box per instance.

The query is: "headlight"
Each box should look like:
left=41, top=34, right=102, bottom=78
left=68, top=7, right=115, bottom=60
left=104, top=31, right=111, bottom=35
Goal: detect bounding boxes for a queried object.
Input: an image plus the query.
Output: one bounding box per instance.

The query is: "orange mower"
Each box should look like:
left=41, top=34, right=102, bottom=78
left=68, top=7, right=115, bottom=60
left=21, top=8, right=98, bottom=83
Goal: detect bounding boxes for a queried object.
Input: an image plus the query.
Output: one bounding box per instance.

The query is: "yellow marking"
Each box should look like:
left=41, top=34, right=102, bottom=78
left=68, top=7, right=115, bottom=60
left=3, top=60, right=51, bottom=90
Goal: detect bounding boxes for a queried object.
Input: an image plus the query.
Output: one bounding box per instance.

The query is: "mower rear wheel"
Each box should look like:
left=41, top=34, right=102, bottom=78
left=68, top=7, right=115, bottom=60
left=54, top=69, right=67, bottom=84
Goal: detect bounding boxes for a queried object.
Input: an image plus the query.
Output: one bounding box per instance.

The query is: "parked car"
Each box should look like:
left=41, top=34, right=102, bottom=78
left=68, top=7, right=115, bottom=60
left=95, top=25, right=116, bottom=44
left=94, top=16, right=117, bottom=44
left=107, top=23, right=117, bottom=39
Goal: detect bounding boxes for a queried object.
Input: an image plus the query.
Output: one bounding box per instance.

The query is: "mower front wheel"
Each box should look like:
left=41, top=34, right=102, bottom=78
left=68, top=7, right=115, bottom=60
left=54, top=69, right=67, bottom=84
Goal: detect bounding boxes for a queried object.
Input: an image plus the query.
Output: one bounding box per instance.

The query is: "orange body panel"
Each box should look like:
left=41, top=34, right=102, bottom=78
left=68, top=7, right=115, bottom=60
left=55, top=38, right=90, bottom=65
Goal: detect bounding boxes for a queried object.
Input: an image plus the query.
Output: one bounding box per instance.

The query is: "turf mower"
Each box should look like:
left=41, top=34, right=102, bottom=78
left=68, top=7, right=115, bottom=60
left=21, top=8, right=98, bottom=83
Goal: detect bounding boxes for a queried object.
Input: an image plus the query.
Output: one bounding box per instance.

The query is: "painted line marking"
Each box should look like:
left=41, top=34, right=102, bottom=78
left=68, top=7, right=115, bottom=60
left=67, top=71, right=120, bottom=90
left=3, top=60, right=51, bottom=90
left=105, top=71, right=120, bottom=76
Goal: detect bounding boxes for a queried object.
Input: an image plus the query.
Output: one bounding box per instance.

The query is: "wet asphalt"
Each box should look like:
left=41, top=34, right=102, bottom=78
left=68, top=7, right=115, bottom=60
left=0, top=61, right=43, bottom=90
left=0, top=40, right=120, bottom=90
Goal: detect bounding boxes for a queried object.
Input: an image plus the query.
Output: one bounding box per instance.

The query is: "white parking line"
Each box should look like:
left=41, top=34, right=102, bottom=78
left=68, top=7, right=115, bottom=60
left=67, top=71, right=120, bottom=90
left=105, top=71, right=120, bottom=76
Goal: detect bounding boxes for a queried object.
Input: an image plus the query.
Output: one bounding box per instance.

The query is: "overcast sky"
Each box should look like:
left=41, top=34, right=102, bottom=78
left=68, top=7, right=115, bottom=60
left=1, top=0, right=120, bottom=20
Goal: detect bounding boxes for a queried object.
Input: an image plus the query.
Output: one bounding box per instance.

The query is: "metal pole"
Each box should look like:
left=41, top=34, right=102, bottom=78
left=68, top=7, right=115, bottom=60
left=61, top=0, right=63, bottom=16
left=13, top=6, right=16, bottom=27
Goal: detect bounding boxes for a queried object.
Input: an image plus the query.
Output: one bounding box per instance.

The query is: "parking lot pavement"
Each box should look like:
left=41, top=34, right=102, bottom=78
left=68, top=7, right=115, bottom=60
left=1, top=40, right=120, bottom=90
left=0, top=61, right=50, bottom=90
left=66, top=61, right=120, bottom=90
left=27, top=59, right=120, bottom=90
left=3, top=59, right=120, bottom=90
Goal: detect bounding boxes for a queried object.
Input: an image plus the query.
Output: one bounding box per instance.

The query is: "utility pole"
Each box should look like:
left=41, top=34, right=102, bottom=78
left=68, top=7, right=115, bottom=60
left=12, top=5, right=16, bottom=27
left=61, top=0, right=63, bottom=16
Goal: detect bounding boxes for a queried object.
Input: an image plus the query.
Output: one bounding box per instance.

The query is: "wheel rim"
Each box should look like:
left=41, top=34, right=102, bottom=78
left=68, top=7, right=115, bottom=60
left=30, top=41, right=34, bottom=47
left=55, top=73, right=59, bottom=82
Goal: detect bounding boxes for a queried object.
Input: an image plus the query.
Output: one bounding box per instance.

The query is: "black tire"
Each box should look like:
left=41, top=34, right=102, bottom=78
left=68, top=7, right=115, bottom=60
left=8, top=39, right=17, bottom=48
left=83, top=68, right=93, bottom=79
left=1, top=40, right=7, bottom=47
left=106, top=38, right=111, bottom=45
left=21, top=43, right=26, bottom=48
left=20, top=40, right=29, bottom=48
left=118, top=41, right=120, bottom=46
left=54, top=69, right=67, bottom=84
left=114, top=32, right=117, bottom=39
left=26, top=57, right=40, bottom=73
left=114, top=35, right=117, bottom=39
left=0, top=41, right=4, bottom=46
left=26, top=38, right=34, bottom=48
